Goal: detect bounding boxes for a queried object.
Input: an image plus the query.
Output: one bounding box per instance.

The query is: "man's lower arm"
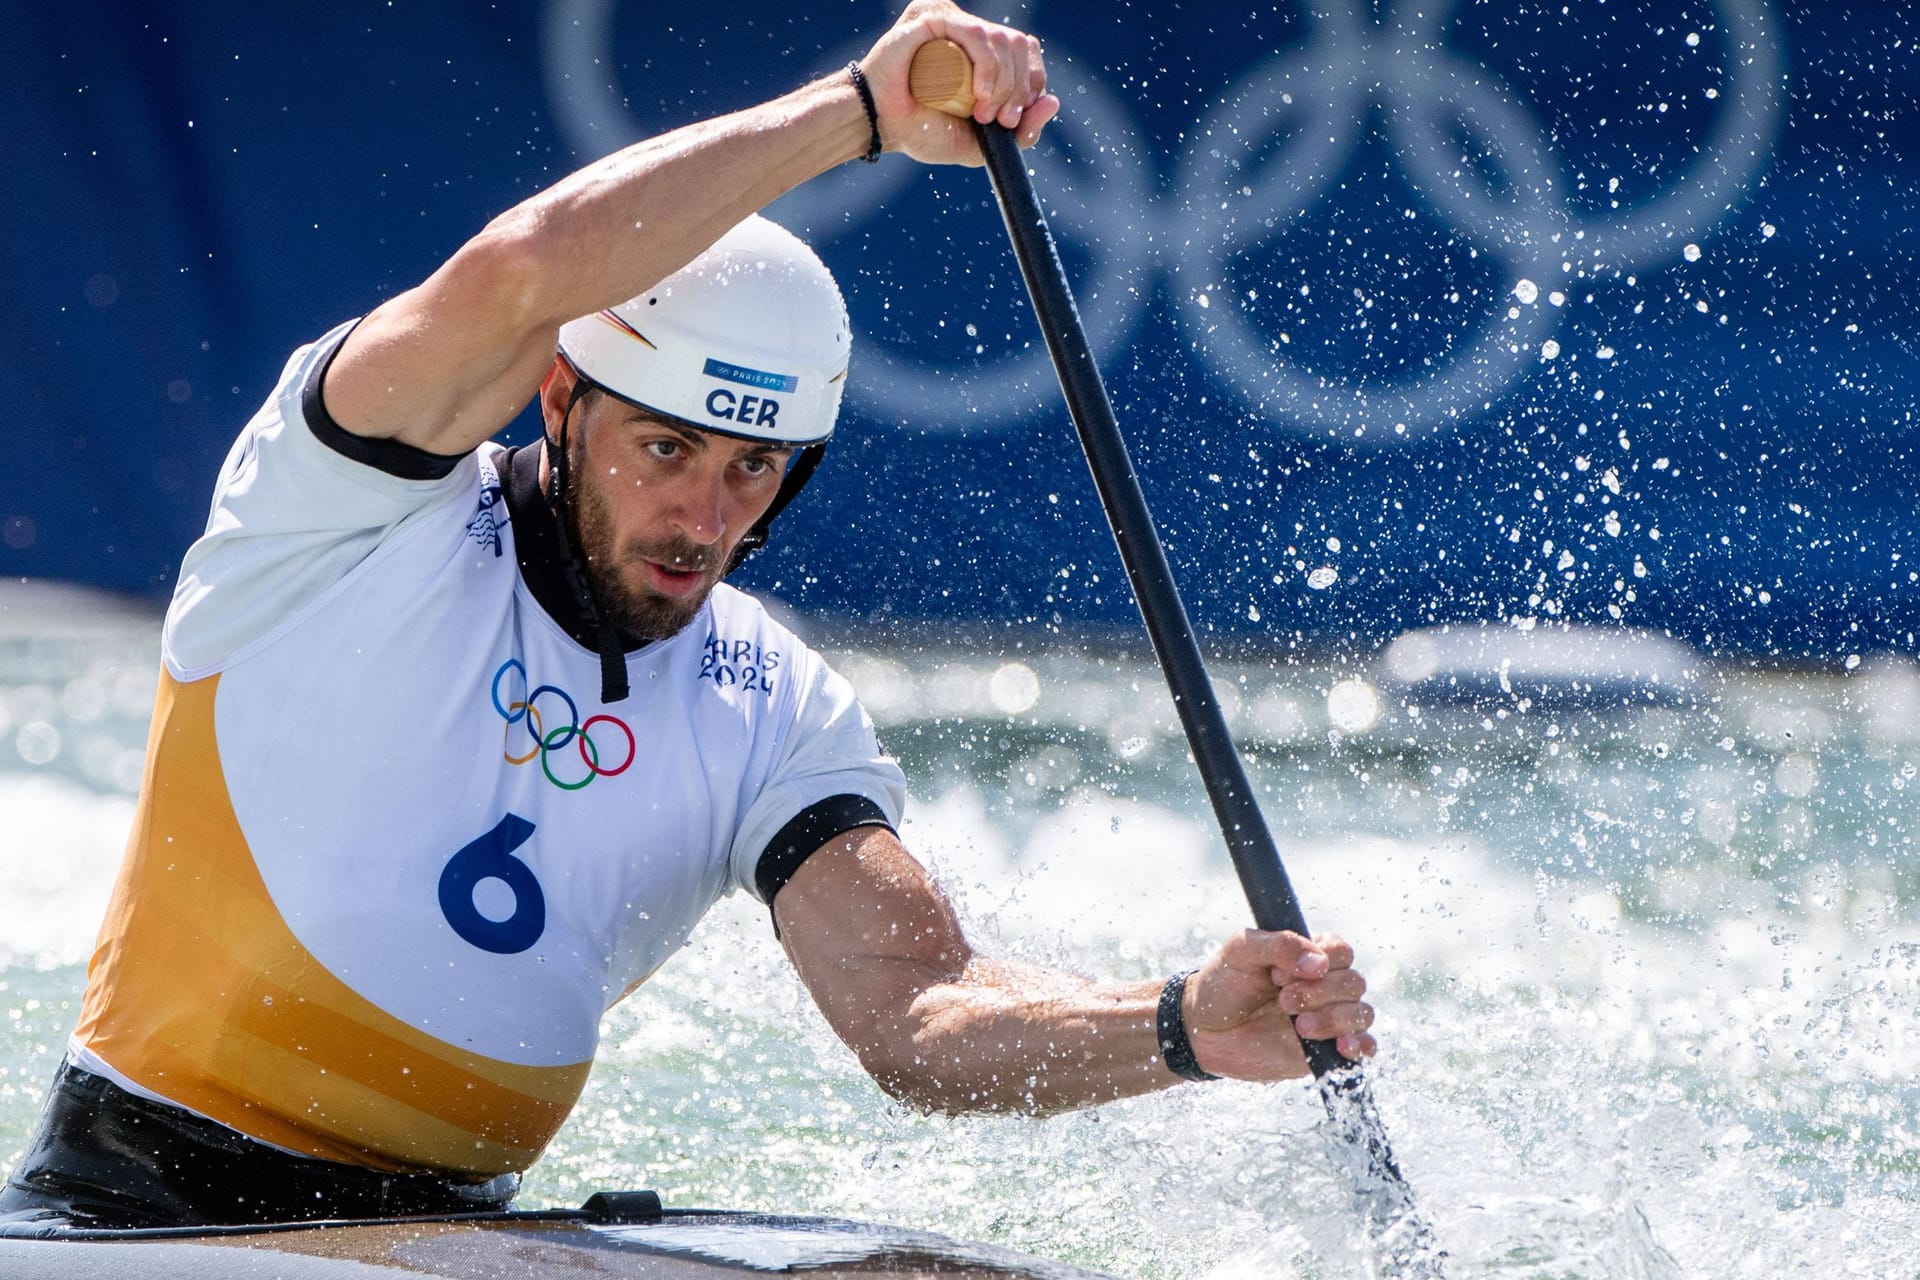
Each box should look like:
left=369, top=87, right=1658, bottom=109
left=876, top=963, right=1183, bottom=1115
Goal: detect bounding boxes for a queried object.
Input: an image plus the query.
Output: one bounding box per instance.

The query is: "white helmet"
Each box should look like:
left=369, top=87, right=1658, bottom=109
left=556, top=214, right=850, bottom=445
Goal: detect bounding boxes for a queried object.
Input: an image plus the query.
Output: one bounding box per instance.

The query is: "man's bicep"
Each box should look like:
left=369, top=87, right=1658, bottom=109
left=321, top=242, right=559, bottom=454
left=772, top=828, right=972, bottom=1057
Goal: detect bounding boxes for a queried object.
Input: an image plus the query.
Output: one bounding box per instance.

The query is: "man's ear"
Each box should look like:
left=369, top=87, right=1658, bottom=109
left=537, top=355, right=578, bottom=445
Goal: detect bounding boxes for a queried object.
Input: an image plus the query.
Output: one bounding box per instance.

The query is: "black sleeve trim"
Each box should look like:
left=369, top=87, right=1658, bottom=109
left=755, top=794, right=894, bottom=906
left=301, top=325, right=467, bottom=481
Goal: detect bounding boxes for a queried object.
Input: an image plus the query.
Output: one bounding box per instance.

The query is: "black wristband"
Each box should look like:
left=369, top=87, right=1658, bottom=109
left=1157, top=970, right=1220, bottom=1082
left=846, top=61, right=882, bottom=163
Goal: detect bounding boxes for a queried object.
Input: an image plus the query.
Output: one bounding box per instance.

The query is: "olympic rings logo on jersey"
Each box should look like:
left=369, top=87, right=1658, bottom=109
left=490, top=659, right=636, bottom=790
left=543, top=0, right=1784, bottom=443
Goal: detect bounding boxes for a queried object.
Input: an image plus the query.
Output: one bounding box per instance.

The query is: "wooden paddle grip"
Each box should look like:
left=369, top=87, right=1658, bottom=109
left=909, top=38, right=975, bottom=116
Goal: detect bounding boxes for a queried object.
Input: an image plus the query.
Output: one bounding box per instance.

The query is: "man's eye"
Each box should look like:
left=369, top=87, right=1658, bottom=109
left=645, top=440, right=682, bottom=460
left=740, top=456, right=772, bottom=476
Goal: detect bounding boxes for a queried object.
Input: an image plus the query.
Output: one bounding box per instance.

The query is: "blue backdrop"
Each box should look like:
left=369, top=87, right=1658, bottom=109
left=4, top=1, right=1914, bottom=657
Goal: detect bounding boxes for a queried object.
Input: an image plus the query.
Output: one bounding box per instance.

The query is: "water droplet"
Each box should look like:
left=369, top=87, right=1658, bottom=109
left=988, top=663, right=1040, bottom=715
left=15, top=722, right=60, bottom=766
left=1325, top=679, right=1381, bottom=733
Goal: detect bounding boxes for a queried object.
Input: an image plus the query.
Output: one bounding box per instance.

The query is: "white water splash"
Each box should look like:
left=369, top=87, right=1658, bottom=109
left=3, top=606, right=1917, bottom=1276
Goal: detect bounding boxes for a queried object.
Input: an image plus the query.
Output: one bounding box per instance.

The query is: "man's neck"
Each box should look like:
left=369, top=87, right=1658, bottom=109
left=501, top=443, right=654, bottom=655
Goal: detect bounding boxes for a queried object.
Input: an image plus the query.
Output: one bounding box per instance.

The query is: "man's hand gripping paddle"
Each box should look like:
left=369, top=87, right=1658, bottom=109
left=908, top=39, right=1445, bottom=1274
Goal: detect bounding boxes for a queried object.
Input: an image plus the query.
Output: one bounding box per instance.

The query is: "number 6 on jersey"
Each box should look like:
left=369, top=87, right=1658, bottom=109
left=439, top=813, right=547, bottom=954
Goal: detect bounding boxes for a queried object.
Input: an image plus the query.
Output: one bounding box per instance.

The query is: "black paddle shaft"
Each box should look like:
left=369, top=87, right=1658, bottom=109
left=967, top=121, right=1438, bottom=1261
left=970, top=122, right=1325, bottom=1042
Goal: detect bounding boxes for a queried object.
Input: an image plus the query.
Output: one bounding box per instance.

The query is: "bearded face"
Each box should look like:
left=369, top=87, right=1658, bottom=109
left=556, top=391, right=786, bottom=645
left=568, top=448, right=724, bottom=644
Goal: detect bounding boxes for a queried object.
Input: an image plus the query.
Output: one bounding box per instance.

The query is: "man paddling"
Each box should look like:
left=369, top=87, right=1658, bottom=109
left=1, top=0, right=1375, bottom=1232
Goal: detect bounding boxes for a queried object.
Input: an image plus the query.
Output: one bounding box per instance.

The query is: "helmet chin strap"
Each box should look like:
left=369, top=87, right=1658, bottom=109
left=725, top=442, right=827, bottom=575
left=545, top=377, right=631, bottom=704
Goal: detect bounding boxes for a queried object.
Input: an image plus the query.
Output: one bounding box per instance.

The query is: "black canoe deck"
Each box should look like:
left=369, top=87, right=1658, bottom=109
left=0, top=1208, right=1115, bottom=1278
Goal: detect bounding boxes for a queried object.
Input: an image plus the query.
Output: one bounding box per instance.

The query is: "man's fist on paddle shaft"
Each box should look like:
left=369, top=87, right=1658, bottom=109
left=1184, top=931, right=1376, bottom=1081
left=859, top=0, right=1059, bottom=165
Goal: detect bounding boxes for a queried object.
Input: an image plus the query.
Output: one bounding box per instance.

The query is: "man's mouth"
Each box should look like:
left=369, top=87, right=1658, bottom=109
left=638, top=557, right=710, bottom=597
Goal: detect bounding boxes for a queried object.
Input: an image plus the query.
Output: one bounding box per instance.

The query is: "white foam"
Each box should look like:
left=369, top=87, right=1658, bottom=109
left=0, top=774, right=130, bottom=966
left=3, top=641, right=1914, bottom=1275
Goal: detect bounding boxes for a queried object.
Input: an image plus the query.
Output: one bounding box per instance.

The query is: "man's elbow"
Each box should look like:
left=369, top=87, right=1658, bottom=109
left=446, top=213, right=564, bottom=332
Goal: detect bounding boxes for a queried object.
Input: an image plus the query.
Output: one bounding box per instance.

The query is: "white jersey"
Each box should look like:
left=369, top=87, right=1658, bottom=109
left=72, top=323, right=904, bottom=1176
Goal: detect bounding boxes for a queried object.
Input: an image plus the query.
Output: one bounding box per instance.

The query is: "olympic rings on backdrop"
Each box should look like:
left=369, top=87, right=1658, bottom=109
left=1168, top=0, right=1784, bottom=439
left=489, top=659, right=636, bottom=789
left=542, top=0, right=1785, bottom=442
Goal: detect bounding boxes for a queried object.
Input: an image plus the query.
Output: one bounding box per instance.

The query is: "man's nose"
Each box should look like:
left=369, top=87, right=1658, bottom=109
left=670, top=469, right=728, bottom=546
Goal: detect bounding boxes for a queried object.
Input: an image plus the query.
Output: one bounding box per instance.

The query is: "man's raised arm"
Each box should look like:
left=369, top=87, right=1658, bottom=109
left=320, top=0, right=1058, bottom=458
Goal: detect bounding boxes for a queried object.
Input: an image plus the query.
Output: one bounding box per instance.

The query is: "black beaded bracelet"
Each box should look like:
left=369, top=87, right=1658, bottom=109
left=1156, top=970, right=1220, bottom=1082
left=846, top=61, right=882, bottom=163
